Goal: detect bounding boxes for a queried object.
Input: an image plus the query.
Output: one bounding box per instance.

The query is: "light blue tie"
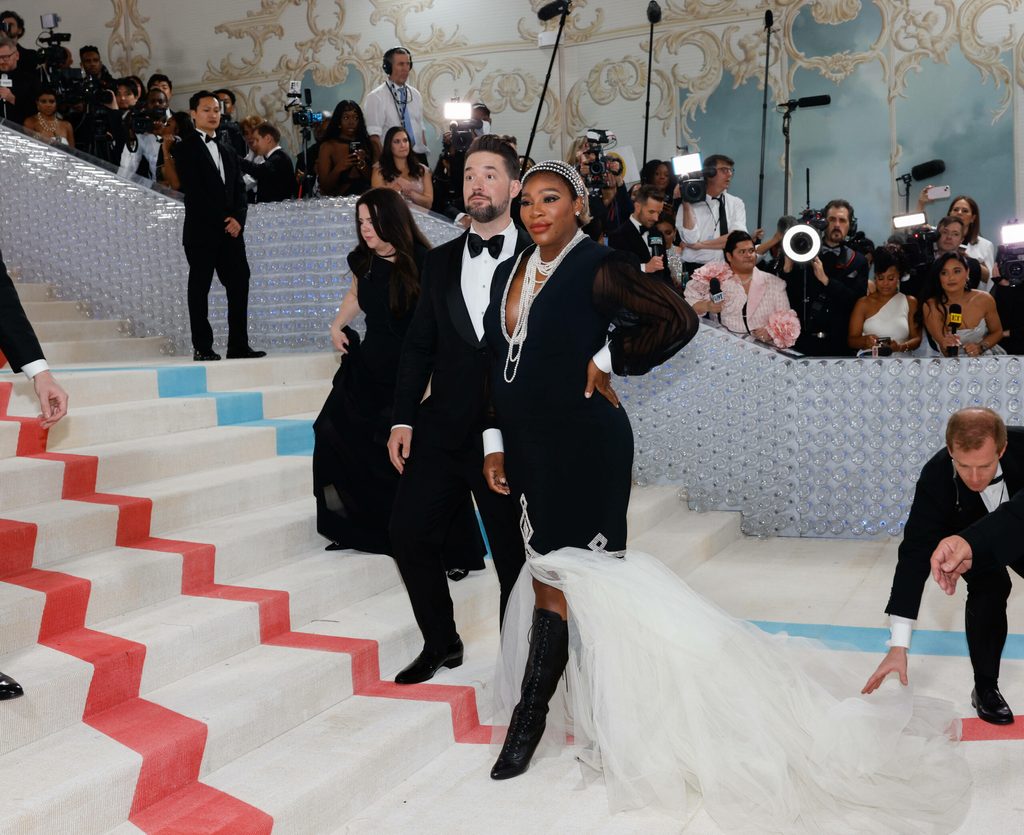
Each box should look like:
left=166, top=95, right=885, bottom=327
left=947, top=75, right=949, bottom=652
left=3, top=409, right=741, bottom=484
left=398, top=86, right=416, bottom=149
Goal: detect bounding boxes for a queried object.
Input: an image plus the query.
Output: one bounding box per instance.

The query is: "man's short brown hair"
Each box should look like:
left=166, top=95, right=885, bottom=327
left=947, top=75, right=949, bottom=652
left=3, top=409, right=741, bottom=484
left=254, top=123, right=281, bottom=144
left=946, top=408, right=1008, bottom=452
left=633, top=185, right=665, bottom=206
left=466, top=134, right=519, bottom=180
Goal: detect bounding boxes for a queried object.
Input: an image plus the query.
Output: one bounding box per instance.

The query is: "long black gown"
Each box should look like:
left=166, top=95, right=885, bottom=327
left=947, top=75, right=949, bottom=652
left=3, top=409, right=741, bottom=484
left=313, top=249, right=486, bottom=567
left=484, top=238, right=971, bottom=830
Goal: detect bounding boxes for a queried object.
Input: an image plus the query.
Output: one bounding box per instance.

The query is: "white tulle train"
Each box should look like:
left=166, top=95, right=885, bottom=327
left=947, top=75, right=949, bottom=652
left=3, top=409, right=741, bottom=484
left=493, top=547, right=971, bottom=833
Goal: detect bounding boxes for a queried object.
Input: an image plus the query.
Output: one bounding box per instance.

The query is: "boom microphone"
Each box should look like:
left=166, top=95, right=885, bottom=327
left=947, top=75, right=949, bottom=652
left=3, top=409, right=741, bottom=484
left=911, top=159, right=946, bottom=181
left=946, top=303, right=963, bottom=358
left=796, top=94, right=831, bottom=109
left=764, top=9, right=773, bottom=28
left=537, top=0, right=569, bottom=21
left=646, top=1, right=662, bottom=24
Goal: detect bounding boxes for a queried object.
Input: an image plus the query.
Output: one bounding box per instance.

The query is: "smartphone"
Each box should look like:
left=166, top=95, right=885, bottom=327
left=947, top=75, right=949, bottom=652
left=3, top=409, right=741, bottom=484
left=926, top=185, right=951, bottom=200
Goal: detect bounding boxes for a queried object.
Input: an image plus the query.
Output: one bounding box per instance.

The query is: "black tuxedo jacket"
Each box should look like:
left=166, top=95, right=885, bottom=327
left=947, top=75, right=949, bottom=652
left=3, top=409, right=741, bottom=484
left=886, top=427, right=1024, bottom=619
left=392, top=226, right=532, bottom=450
left=607, top=220, right=670, bottom=284
left=240, top=148, right=296, bottom=203
left=171, top=131, right=248, bottom=242
left=0, top=250, right=44, bottom=372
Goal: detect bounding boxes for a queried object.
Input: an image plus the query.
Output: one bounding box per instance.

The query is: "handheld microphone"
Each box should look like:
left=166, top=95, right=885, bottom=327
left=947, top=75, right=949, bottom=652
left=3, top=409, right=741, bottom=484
left=537, top=0, right=569, bottom=21
left=647, top=230, right=665, bottom=259
left=709, top=277, right=724, bottom=303
left=946, top=303, right=963, bottom=357
left=764, top=9, right=773, bottom=28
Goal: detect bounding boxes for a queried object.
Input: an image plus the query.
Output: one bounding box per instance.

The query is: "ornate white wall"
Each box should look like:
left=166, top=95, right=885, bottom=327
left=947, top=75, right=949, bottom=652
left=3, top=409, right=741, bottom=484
left=22, top=0, right=1024, bottom=238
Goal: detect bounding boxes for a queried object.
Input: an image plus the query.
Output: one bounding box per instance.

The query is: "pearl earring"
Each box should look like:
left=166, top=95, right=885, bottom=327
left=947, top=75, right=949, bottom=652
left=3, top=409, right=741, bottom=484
left=575, top=210, right=580, bottom=216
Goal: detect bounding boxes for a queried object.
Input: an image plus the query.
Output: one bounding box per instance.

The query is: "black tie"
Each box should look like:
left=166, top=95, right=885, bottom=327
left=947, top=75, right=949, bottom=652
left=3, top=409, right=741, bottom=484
left=989, top=474, right=1004, bottom=485
left=716, top=195, right=728, bottom=235
left=468, top=233, right=504, bottom=259
left=820, top=245, right=842, bottom=256
left=204, top=134, right=216, bottom=144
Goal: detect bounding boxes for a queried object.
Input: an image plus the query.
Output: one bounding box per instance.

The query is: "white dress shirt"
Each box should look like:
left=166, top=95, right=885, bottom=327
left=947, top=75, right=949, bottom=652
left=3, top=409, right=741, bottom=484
left=363, top=81, right=427, bottom=154
left=197, top=129, right=225, bottom=183
left=117, top=132, right=161, bottom=182
left=889, top=464, right=1008, bottom=649
left=677, top=191, right=747, bottom=264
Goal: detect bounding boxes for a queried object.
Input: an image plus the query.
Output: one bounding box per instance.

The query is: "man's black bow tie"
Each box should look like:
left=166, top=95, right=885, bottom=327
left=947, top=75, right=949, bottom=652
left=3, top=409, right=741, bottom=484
left=820, top=245, right=842, bottom=256
left=468, top=233, right=504, bottom=259
left=989, top=474, right=1004, bottom=485
left=204, top=134, right=216, bottom=144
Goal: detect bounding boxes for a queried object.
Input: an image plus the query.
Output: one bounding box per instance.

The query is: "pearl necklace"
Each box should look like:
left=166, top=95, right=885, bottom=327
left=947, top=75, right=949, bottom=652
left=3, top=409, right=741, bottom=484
left=37, top=115, right=59, bottom=136
left=503, top=229, right=587, bottom=383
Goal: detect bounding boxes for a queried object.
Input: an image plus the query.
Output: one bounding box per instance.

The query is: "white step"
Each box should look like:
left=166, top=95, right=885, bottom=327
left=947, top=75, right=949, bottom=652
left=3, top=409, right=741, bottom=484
left=30, top=319, right=130, bottom=342
left=12, top=282, right=53, bottom=303
left=38, top=337, right=169, bottom=364
left=19, top=300, right=88, bottom=321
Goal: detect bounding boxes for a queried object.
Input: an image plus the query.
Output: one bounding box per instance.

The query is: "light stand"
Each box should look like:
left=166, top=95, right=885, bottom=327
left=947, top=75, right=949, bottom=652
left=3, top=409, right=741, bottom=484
left=521, top=1, right=571, bottom=178
left=642, top=1, right=661, bottom=166
left=755, top=10, right=773, bottom=239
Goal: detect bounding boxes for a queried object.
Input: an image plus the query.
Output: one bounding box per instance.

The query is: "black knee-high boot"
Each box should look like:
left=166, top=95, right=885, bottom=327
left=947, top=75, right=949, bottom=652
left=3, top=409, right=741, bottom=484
left=491, top=608, right=569, bottom=780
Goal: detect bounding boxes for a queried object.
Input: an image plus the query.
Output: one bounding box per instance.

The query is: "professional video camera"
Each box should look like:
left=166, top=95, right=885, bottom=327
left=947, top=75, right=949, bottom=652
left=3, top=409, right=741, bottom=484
left=670, top=152, right=715, bottom=204
left=442, top=100, right=482, bottom=156
left=997, top=221, right=1024, bottom=286
left=899, top=228, right=938, bottom=271
left=580, top=128, right=618, bottom=196
left=284, top=81, right=322, bottom=128
left=131, top=107, right=167, bottom=135
left=35, top=13, right=71, bottom=70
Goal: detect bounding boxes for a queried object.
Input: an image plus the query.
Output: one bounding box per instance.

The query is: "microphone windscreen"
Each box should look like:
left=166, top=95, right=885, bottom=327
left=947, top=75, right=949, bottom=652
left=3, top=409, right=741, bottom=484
left=304, top=88, right=312, bottom=106
left=646, top=0, right=662, bottom=24
left=537, top=0, right=567, bottom=21
left=911, top=159, right=946, bottom=181
left=796, top=94, right=831, bottom=109
left=765, top=9, right=773, bottom=27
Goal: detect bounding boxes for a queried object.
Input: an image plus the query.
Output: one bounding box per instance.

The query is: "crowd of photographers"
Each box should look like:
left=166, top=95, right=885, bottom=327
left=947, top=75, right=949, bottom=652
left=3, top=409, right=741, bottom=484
left=4, top=16, right=1021, bottom=358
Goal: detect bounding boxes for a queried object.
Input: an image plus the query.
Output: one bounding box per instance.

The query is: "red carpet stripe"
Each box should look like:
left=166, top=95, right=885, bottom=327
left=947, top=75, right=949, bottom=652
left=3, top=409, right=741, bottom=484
left=961, top=717, right=1024, bottom=741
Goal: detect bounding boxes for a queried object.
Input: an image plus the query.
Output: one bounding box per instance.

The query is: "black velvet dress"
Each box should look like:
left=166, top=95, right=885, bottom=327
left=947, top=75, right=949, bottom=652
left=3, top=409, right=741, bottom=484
left=482, top=237, right=699, bottom=555
left=314, top=249, right=486, bottom=566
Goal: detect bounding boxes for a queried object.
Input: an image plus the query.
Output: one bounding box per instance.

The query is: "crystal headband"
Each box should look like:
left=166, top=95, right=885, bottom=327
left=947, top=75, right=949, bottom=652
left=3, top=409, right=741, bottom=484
left=522, top=159, right=587, bottom=200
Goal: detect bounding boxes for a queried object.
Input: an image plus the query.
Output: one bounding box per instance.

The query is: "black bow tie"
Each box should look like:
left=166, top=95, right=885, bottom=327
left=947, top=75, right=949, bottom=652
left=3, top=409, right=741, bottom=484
left=820, top=245, right=842, bottom=256
left=204, top=134, right=216, bottom=144
left=989, top=475, right=1004, bottom=485
left=468, top=233, right=504, bottom=259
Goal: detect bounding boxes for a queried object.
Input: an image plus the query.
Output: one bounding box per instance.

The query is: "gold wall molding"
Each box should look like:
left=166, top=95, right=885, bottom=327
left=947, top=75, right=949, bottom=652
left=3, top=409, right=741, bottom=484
left=106, top=0, right=152, bottom=78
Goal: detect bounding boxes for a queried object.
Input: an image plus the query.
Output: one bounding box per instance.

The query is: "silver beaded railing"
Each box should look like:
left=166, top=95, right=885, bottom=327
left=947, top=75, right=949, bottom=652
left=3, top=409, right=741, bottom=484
left=0, top=122, right=460, bottom=355
left=621, top=323, right=1024, bottom=538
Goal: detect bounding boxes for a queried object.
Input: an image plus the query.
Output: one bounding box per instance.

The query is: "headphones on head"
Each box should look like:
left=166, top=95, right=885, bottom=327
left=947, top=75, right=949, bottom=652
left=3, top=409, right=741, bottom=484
left=382, top=47, right=413, bottom=77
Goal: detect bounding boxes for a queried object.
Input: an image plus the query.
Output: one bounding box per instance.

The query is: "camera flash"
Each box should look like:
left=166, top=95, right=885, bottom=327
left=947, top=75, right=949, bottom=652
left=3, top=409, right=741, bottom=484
left=1001, top=223, right=1024, bottom=245
left=671, top=153, right=702, bottom=177
left=443, top=101, right=472, bottom=121
left=892, top=212, right=926, bottom=229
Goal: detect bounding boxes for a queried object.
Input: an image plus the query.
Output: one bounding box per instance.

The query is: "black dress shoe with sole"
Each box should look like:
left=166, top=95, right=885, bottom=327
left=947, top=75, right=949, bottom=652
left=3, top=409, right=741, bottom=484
left=972, top=686, right=1014, bottom=725
left=395, top=638, right=464, bottom=684
left=226, top=347, right=267, bottom=359
left=446, top=568, right=469, bottom=582
left=193, top=350, right=221, bottom=362
left=0, top=670, right=25, bottom=700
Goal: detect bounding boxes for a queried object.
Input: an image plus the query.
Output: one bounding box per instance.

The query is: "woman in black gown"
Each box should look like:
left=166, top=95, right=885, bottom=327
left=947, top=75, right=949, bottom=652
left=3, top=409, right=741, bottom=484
left=313, top=188, right=485, bottom=571
left=480, top=163, right=970, bottom=831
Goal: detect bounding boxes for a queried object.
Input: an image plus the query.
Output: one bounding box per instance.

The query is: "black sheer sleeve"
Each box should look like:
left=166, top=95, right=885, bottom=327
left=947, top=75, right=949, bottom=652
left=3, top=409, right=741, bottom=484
left=592, top=250, right=700, bottom=376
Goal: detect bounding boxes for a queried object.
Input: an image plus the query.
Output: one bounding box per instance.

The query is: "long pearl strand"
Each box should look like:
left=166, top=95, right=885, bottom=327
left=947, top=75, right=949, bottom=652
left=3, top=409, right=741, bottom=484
left=503, top=229, right=587, bottom=383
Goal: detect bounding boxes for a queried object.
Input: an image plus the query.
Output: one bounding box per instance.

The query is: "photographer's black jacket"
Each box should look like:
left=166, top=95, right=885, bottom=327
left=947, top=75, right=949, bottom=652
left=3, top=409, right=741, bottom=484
left=782, top=245, right=868, bottom=356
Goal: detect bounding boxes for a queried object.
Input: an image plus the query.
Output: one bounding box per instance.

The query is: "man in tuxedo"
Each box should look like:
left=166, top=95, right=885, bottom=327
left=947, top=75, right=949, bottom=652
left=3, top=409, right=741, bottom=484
left=171, top=90, right=265, bottom=361
left=864, top=408, right=1024, bottom=725
left=386, top=135, right=528, bottom=684
left=607, top=185, right=669, bottom=282
left=0, top=247, right=69, bottom=699
left=239, top=123, right=296, bottom=203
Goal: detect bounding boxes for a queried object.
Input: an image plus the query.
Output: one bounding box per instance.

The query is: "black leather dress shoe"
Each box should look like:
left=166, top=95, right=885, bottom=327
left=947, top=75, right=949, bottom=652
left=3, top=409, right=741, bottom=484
left=972, top=686, right=1015, bottom=725
left=193, top=350, right=221, bottom=362
left=226, top=347, right=267, bottom=359
left=395, top=638, right=464, bottom=684
left=0, top=670, right=24, bottom=700
left=446, top=568, right=469, bottom=582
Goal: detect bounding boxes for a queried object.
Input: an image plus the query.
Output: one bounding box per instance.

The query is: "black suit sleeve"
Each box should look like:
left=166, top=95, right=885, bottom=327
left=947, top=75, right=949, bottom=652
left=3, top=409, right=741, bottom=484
left=885, top=460, right=950, bottom=619
left=392, top=251, right=440, bottom=427
left=961, top=490, right=1024, bottom=570
left=0, top=251, right=44, bottom=372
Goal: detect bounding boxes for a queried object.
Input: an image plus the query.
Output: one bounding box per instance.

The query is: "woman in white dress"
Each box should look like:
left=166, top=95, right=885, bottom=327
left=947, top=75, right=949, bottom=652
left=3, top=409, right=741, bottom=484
left=485, top=161, right=972, bottom=832
left=922, top=251, right=1004, bottom=357
left=848, top=246, right=921, bottom=354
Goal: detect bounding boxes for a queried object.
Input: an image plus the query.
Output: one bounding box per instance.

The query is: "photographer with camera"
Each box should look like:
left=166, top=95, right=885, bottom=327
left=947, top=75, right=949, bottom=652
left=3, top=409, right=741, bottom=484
left=848, top=246, right=921, bottom=355
left=432, top=102, right=491, bottom=222
left=0, top=32, right=35, bottom=124
left=0, top=10, right=34, bottom=67
left=678, top=154, right=752, bottom=275
left=992, top=250, right=1024, bottom=354
left=364, top=46, right=428, bottom=165
left=116, top=86, right=170, bottom=182
left=780, top=199, right=869, bottom=356
left=213, top=88, right=247, bottom=159
left=317, top=100, right=373, bottom=198
left=902, top=215, right=983, bottom=301
left=607, top=185, right=670, bottom=282
left=570, top=132, right=631, bottom=241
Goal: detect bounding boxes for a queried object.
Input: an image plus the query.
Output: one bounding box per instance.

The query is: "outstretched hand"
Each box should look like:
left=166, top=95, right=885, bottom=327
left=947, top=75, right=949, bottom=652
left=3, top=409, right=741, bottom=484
left=861, top=647, right=909, bottom=694
left=930, top=535, right=973, bottom=595
left=585, top=359, right=619, bottom=408
left=484, top=452, right=510, bottom=495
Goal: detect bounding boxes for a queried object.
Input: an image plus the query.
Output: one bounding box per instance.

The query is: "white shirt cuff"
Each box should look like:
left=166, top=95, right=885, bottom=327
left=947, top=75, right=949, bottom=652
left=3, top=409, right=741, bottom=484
left=482, top=428, right=504, bottom=456
left=887, top=616, right=914, bottom=649
left=21, top=360, right=49, bottom=380
left=390, top=423, right=413, bottom=432
left=593, top=344, right=613, bottom=374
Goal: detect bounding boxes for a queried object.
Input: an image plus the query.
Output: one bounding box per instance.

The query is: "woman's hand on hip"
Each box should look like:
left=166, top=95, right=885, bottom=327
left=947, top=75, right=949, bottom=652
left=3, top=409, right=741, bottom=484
left=585, top=359, right=619, bottom=408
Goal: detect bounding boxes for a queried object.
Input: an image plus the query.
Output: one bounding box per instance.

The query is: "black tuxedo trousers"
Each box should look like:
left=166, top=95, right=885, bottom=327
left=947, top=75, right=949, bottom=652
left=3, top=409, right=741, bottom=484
left=183, top=229, right=251, bottom=354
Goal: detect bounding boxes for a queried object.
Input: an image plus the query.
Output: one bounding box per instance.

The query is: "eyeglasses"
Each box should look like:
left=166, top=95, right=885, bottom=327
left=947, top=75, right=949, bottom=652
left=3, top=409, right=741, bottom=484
left=0, top=51, right=16, bottom=60
left=716, top=166, right=734, bottom=174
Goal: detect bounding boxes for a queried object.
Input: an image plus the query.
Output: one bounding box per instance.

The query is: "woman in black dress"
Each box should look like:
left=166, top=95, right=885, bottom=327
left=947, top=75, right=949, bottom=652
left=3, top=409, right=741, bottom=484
left=316, top=101, right=373, bottom=198
left=481, top=163, right=970, bottom=830
left=314, top=188, right=485, bottom=571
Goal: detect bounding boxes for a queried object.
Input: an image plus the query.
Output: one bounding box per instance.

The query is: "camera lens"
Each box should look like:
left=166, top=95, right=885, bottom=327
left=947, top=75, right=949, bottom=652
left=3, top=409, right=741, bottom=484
left=789, top=231, right=815, bottom=256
